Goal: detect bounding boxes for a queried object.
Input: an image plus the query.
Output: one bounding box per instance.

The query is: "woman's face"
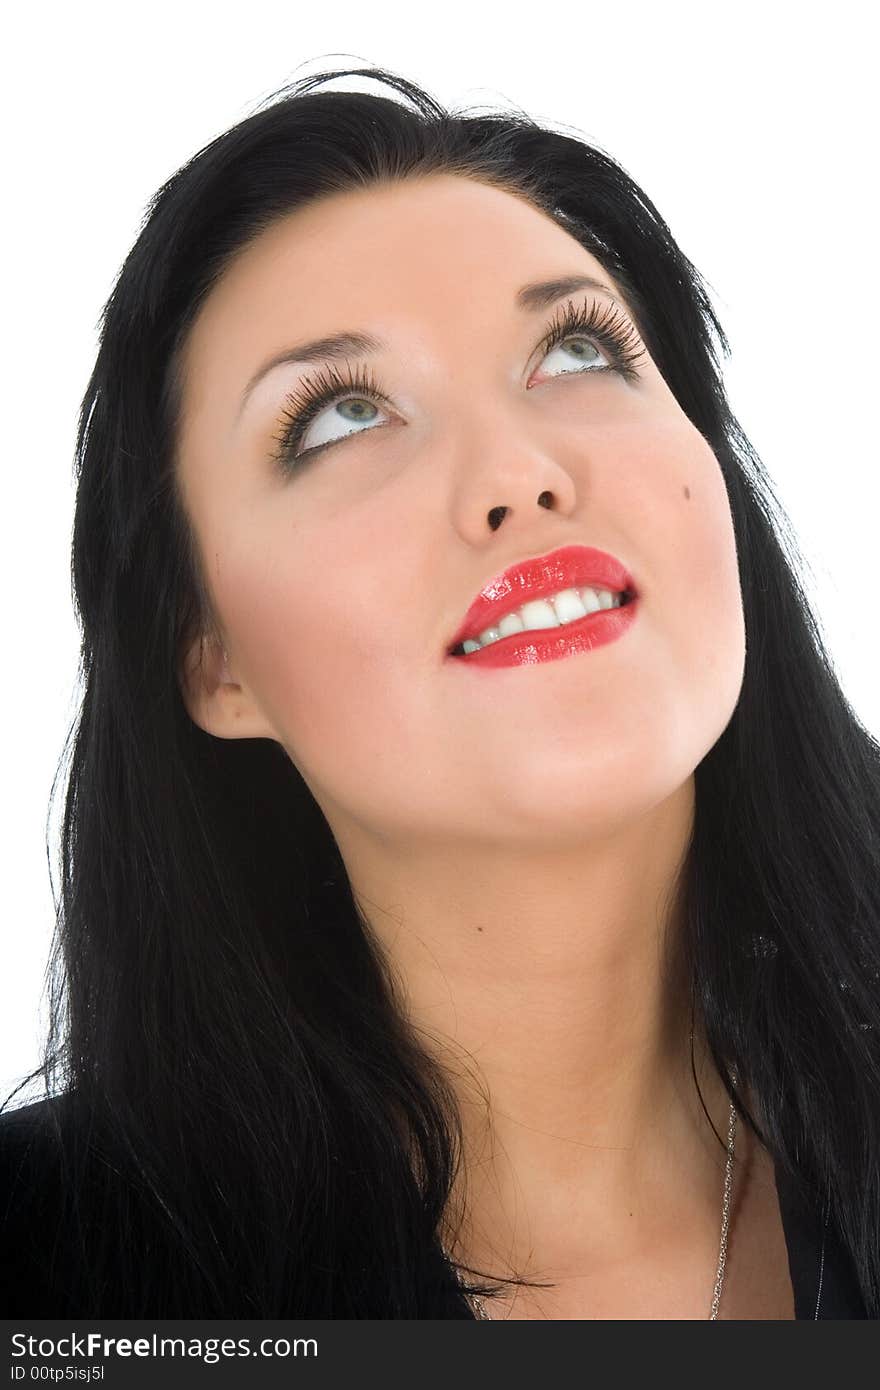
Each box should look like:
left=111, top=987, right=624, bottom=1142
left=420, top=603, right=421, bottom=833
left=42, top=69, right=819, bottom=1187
left=177, top=173, right=746, bottom=854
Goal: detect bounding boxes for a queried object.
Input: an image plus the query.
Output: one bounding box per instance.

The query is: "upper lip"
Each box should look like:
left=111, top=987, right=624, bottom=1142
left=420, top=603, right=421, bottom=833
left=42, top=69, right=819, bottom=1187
left=446, top=544, right=638, bottom=652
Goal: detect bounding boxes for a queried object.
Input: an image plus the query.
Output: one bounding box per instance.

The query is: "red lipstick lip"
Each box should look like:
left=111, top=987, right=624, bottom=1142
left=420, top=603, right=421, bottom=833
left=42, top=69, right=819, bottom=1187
left=446, top=544, right=638, bottom=654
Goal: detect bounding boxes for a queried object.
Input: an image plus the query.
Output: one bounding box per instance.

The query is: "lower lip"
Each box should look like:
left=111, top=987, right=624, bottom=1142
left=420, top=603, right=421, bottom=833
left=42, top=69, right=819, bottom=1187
left=447, top=597, right=639, bottom=669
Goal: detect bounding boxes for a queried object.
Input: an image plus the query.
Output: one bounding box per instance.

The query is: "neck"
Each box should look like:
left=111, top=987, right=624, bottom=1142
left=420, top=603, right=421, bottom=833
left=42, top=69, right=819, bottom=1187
left=330, top=774, right=734, bottom=1276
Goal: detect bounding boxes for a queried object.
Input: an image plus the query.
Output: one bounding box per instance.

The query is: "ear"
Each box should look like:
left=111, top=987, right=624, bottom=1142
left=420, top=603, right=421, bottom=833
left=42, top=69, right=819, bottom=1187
left=178, top=634, right=277, bottom=741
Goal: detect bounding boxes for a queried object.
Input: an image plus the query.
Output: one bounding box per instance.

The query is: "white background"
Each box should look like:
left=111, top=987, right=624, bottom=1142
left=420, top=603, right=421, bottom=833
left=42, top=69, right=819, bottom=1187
left=2, top=1, right=877, bottom=1103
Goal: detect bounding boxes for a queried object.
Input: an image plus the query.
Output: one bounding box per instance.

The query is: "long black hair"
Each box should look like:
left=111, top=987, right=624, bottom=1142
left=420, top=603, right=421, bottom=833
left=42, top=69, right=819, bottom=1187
left=5, top=63, right=880, bottom=1317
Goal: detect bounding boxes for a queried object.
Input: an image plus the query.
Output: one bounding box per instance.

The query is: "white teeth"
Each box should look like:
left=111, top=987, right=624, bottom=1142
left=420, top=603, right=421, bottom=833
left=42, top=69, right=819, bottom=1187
left=519, top=598, right=560, bottom=632
left=461, top=587, right=623, bottom=653
left=553, top=587, right=599, bottom=624
left=498, top=611, right=527, bottom=638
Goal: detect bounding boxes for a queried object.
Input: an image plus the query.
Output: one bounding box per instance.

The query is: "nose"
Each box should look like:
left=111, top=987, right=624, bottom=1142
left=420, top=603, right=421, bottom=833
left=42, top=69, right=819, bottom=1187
left=450, top=441, right=579, bottom=544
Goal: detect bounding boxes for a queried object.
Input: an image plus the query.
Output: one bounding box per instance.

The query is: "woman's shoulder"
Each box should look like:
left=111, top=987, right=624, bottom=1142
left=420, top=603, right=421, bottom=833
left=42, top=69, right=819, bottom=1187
left=0, top=1096, right=67, bottom=1213
left=1, top=1094, right=64, bottom=1139
left=773, top=1156, right=870, bottom=1319
left=0, top=1095, right=89, bottom=1316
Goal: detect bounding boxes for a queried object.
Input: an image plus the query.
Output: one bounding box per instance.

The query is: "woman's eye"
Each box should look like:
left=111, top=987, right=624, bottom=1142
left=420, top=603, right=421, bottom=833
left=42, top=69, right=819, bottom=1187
left=539, top=335, right=609, bottom=378
left=299, top=395, right=388, bottom=455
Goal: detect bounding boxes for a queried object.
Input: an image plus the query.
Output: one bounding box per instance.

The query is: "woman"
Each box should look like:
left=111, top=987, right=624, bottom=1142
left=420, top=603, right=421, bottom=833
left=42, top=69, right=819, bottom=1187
left=1, top=63, right=877, bottom=1319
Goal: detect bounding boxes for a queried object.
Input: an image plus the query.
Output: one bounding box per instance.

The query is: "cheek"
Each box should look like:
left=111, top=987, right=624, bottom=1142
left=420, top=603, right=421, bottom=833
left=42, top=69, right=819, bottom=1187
left=641, top=431, right=747, bottom=741
left=214, top=522, right=446, bottom=808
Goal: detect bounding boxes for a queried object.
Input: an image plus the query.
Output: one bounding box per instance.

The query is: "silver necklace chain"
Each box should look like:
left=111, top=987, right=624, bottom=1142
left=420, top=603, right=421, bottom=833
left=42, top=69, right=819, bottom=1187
left=460, top=1093, right=739, bottom=1322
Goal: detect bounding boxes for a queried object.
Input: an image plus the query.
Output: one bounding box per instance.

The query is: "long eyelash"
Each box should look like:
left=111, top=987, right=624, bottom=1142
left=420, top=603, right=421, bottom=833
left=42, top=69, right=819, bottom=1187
left=268, top=359, right=384, bottom=471
left=536, top=297, right=647, bottom=383
left=269, top=297, right=647, bottom=471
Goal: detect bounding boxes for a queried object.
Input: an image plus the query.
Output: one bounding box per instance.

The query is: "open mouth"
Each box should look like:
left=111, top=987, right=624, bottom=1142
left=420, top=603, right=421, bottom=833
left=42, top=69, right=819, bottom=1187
left=447, top=587, right=638, bottom=658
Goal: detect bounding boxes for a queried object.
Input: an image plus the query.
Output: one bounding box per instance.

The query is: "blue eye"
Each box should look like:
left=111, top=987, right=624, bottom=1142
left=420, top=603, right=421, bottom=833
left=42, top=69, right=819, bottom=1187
left=269, top=296, right=646, bottom=472
left=286, top=389, right=387, bottom=457
left=541, top=334, right=607, bottom=375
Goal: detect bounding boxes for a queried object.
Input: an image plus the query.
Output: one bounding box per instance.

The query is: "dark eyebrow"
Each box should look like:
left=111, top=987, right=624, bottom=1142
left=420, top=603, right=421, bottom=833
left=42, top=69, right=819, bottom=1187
left=236, top=273, right=624, bottom=419
left=514, top=274, right=621, bottom=312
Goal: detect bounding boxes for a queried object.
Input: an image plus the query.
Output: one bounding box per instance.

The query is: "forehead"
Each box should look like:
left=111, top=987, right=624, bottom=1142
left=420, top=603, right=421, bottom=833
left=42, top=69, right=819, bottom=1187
left=180, top=174, right=612, bottom=379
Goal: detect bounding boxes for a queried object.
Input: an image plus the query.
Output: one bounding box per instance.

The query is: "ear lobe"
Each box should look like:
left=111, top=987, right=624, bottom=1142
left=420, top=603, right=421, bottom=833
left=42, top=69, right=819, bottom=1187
left=178, top=635, right=276, bottom=741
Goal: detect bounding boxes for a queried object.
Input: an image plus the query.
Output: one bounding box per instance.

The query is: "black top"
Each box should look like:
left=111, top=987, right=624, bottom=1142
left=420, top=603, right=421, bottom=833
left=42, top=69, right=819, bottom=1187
left=0, top=1097, right=869, bottom=1319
